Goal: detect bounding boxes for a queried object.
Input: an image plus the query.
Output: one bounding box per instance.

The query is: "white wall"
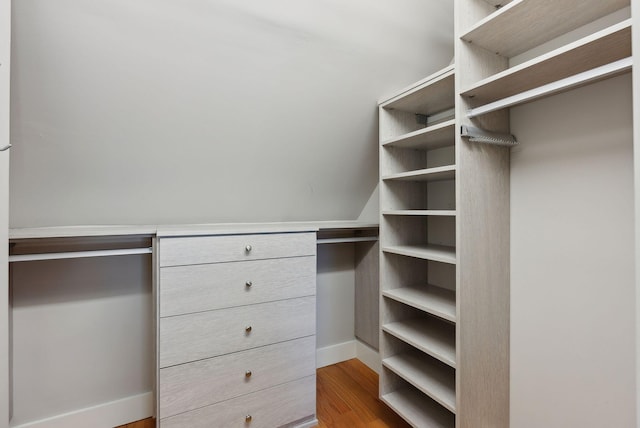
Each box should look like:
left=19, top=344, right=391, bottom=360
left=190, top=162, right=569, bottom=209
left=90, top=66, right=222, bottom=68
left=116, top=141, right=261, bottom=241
left=510, top=74, right=635, bottom=427
left=10, top=255, right=153, bottom=426
left=9, top=0, right=453, bottom=228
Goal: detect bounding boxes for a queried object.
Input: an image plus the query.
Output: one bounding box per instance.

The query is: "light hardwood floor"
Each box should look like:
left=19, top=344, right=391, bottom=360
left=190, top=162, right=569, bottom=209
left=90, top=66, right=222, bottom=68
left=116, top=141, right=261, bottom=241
left=117, top=358, right=410, bottom=428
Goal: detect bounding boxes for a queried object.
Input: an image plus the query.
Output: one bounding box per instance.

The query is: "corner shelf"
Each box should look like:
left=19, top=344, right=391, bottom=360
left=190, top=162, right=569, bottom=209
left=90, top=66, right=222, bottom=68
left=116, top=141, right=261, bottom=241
left=460, top=0, right=630, bottom=58
left=383, top=319, right=456, bottom=368
left=381, top=387, right=455, bottom=428
left=383, top=285, right=456, bottom=323
left=383, top=351, right=456, bottom=413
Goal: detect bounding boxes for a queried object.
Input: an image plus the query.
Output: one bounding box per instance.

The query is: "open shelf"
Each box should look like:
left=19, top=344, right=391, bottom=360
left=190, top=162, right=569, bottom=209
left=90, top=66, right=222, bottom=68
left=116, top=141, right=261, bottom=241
left=382, top=244, right=456, bottom=264
left=382, top=165, right=455, bottom=182
left=460, top=0, right=629, bottom=58
left=383, top=285, right=456, bottom=322
left=380, top=65, right=455, bottom=115
left=381, top=120, right=455, bottom=150
left=467, top=57, right=631, bottom=118
left=382, top=210, right=456, bottom=217
left=381, top=387, right=455, bottom=428
left=383, top=319, right=456, bottom=368
left=462, top=19, right=632, bottom=104
left=383, top=351, right=456, bottom=413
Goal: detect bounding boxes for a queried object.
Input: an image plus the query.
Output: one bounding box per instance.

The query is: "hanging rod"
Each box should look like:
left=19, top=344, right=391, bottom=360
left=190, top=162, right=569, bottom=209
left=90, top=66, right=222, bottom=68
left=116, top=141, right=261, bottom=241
left=461, top=125, right=518, bottom=147
left=9, top=247, right=153, bottom=262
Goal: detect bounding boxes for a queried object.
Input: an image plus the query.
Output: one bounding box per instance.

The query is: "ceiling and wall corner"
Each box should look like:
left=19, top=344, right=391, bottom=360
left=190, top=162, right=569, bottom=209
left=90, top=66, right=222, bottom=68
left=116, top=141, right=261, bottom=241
left=9, top=0, right=454, bottom=227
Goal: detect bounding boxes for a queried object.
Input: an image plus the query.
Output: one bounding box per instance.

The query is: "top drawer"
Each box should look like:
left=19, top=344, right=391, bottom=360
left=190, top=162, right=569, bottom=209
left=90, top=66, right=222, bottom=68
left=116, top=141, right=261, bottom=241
left=159, top=232, right=316, bottom=267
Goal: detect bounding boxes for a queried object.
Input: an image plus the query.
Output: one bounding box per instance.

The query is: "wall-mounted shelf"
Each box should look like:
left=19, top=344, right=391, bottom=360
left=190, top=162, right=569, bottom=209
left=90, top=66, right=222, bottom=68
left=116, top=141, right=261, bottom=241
left=380, top=65, right=455, bottom=116
left=461, top=19, right=632, bottom=105
left=382, top=210, right=456, bottom=217
left=383, top=319, right=456, bottom=368
left=460, top=0, right=629, bottom=58
left=382, top=165, right=456, bottom=182
left=382, top=244, right=456, bottom=264
left=467, top=57, right=631, bottom=118
left=383, top=286, right=456, bottom=323
left=383, top=351, right=456, bottom=413
left=381, top=120, right=455, bottom=150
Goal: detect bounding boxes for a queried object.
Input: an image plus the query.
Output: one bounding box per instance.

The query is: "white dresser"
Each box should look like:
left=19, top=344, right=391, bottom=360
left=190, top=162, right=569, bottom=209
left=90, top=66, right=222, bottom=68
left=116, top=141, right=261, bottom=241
left=156, top=230, right=317, bottom=428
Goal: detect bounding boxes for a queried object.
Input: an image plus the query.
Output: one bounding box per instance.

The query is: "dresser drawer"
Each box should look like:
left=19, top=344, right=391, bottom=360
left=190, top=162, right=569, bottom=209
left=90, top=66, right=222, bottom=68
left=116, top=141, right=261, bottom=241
left=160, top=256, right=315, bottom=317
left=160, top=375, right=316, bottom=428
left=159, top=232, right=316, bottom=267
left=160, top=336, right=315, bottom=418
left=159, top=296, right=316, bottom=368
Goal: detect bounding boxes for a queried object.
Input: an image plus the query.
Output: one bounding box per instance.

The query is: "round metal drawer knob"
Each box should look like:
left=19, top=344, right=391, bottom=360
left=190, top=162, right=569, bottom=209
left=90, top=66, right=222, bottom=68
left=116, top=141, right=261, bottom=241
left=245, top=281, right=253, bottom=288
left=245, top=245, right=252, bottom=253
left=245, top=326, right=252, bottom=333
left=245, top=415, right=252, bottom=422
left=245, top=370, right=252, bottom=378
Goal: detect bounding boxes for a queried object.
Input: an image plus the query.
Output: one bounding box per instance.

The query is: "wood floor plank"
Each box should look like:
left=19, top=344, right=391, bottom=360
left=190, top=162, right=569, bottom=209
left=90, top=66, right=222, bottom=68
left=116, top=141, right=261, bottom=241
left=116, top=359, right=409, bottom=428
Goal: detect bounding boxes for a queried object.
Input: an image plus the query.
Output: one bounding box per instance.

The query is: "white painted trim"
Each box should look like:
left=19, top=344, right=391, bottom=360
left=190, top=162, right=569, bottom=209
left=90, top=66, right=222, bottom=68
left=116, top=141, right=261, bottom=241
left=356, top=339, right=382, bottom=375
left=316, top=340, right=356, bottom=368
left=10, top=392, right=153, bottom=428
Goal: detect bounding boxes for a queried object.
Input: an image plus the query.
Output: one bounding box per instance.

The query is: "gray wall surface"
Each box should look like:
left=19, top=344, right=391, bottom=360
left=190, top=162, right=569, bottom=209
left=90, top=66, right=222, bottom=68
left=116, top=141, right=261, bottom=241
left=510, top=74, right=635, bottom=427
left=9, top=0, right=454, bottom=227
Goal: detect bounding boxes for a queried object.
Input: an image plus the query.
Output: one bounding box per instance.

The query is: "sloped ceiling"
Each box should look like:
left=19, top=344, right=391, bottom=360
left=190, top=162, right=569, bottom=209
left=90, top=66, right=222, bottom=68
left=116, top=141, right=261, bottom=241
left=10, top=0, right=453, bottom=227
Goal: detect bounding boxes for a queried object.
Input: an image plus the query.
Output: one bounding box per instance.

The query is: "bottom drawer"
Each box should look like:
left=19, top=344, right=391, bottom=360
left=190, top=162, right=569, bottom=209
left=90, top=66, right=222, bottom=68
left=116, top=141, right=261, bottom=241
left=160, top=375, right=316, bottom=428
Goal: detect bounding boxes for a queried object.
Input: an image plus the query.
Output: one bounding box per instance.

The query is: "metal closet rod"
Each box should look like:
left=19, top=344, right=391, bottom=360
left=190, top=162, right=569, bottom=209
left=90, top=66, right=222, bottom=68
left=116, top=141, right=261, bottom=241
left=9, top=247, right=153, bottom=263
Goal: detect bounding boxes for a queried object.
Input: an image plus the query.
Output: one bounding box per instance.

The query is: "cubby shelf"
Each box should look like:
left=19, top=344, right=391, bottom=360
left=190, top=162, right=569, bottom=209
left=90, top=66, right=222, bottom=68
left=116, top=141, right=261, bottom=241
left=382, top=210, right=456, bottom=217
left=460, top=0, right=629, bottom=58
left=382, top=165, right=455, bottom=183
left=461, top=19, right=632, bottom=105
left=380, top=65, right=455, bottom=115
left=381, top=120, right=455, bottom=150
left=383, top=351, right=456, bottom=413
left=383, top=319, right=456, bottom=368
left=382, top=244, right=456, bottom=264
left=383, top=286, right=456, bottom=323
left=381, top=388, right=455, bottom=428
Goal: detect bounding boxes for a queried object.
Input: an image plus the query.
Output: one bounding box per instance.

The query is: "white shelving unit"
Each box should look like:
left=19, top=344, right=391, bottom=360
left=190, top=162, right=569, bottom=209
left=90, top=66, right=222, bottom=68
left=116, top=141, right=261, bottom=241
left=378, top=2, right=634, bottom=424
left=379, top=65, right=458, bottom=428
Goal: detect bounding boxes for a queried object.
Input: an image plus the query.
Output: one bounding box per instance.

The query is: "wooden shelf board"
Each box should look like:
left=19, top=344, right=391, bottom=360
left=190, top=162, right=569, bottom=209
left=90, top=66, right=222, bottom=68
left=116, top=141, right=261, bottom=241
left=382, top=210, right=456, bottom=217
left=462, top=20, right=632, bottom=104
left=382, top=244, right=456, bottom=265
left=383, top=286, right=456, bottom=323
left=460, top=0, right=630, bottom=58
left=382, top=319, right=456, bottom=368
left=467, top=57, right=632, bottom=118
left=383, top=351, right=456, bottom=413
left=381, top=120, right=455, bottom=150
left=382, top=165, right=456, bottom=183
left=380, top=66, right=455, bottom=116
left=381, top=388, right=455, bottom=428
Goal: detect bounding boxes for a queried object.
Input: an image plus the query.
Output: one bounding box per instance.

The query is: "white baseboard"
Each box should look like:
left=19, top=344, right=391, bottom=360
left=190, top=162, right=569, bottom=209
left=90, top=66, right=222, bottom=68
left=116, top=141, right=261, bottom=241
left=316, top=340, right=357, bottom=368
left=10, top=392, right=153, bottom=428
left=355, top=340, right=381, bottom=374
